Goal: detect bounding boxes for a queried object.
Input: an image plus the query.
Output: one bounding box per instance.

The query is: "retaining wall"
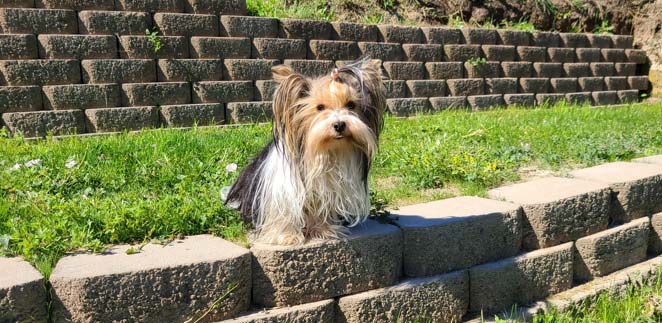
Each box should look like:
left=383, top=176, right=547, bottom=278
left=0, top=0, right=653, bottom=138
left=3, top=156, right=662, bottom=322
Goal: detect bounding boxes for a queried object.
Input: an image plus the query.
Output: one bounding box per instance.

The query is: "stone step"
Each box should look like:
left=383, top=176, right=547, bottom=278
left=633, top=154, right=662, bottom=165
left=217, top=299, right=335, bottom=323
left=0, top=257, right=48, bottom=323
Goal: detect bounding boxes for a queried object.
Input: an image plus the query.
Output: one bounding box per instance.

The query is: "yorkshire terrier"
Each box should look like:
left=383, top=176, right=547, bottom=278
left=225, top=57, right=386, bottom=245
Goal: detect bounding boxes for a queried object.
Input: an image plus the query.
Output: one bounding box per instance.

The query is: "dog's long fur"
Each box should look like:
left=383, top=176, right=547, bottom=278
left=226, top=58, right=385, bottom=245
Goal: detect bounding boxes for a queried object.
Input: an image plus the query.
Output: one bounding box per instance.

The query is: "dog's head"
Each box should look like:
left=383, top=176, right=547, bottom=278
left=270, top=58, right=385, bottom=162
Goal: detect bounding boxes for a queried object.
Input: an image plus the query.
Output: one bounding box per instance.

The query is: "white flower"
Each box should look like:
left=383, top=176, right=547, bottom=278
left=8, top=163, right=21, bottom=171
left=24, top=159, right=41, bottom=168
left=65, top=160, right=77, bottom=169
left=225, top=163, right=238, bottom=173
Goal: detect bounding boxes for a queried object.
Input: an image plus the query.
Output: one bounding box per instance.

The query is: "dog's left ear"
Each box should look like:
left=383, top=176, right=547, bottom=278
left=272, top=65, right=295, bottom=84
left=361, top=59, right=382, bottom=75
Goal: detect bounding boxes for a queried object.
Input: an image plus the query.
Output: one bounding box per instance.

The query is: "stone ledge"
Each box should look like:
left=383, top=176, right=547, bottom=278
left=0, top=257, right=48, bottom=323
left=219, top=299, right=335, bottom=323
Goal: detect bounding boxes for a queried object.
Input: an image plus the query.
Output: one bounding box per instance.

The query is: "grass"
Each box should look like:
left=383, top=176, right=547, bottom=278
left=1, top=103, right=662, bottom=273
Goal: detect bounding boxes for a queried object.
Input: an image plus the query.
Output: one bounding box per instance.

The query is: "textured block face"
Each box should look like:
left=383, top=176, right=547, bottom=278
left=0, top=34, right=37, bottom=59
left=574, top=217, right=649, bottom=282
left=488, top=177, right=611, bottom=250
left=576, top=48, right=602, bottom=63
left=486, top=78, right=517, bottom=94
left=252, top=38, right=306, bottom=60
left=78, top=10, right=151, bottom=35
left=0, top=59, right=80, bottom=86
left=36, top=0, right=114, bottom=10
left=184, top=0, right=246, bottom=15
left=650, top=213, right=662, bottom=254
left=497, top=30, right=530, bottom=46
left=331, top=22, right=379, bottom=42
left=550, top=78, right=578, bottom=93
left=43, top=84, right=121, bottom=110
left=279, top=18, right=331, bottom=40
left=224, top=299, right=336, bottom=323
left=462, top=28, right=498, bottom=44
left=0, top=0, right=34, bottom=8
left=379, top=25, right=423, bottom=43
left=560, top=33, right=589, bottom=48
left=548, top=48, right=575, bottom=63
left=157, top=59, right=223, bottom=82
left=0, top=86, right=42, bottom=113
left=617, top=90, right=639, bottom=103
left=159, top=103, right=223, bottom=127
left=38, top=34, right=116, bottom=59
left=469, top=242, right=573, bottom=314
left=519, top=78, right=550, bottom=94
left=383, top=80, right=407, bottom=98
left=468, top=95, right=505, bottom=110
left=571, top=162, right=662, bottom=222
left=337, top=271, right=469, bottom=323
left=119, top=36, right=189, bottom=59
left=121, top=82, right=190, bottom=106
left=444, top=44, right=482, bottom=61
left=482, top=45, right=515, bottom=61
left=221, top=15, right=278, bottom=38
left=464, top=61, right=501, bottom=78
left=533, top=63, right=563, bottom=78
left=447, top=78, right=484, bottom=96
left=51, top=235, right=251, bottom=322
left=536, top=93, right=566, bottom=105
left=602, top=48, right=626, bottom=62
left=251, top=220, right=402, bottom=307
left=0, top=257, right=48, bottom=323
left=429, top=96, right=468, bottom=110
left=153, top=13, right=218, bottom=37
left=504, top=93, right=535, bottom=107
left=605, top=76, right=628, bottom=91
left=394, top=197, right=521, bottom=278
left=516, top=46, right=547, bottom=62
left=587, top=34, right=613, bottom=48
left=192, top=81, right=253, bottom=103
left=383, top=62, right=425, bottom=80
left=386, top=98, right=430, bottom=116
left=224, top=59, right=278, bottom=81
left=85, top=106, right=157, bottom=132
left=425, top=62, right=463, bottom=79
left=284, top=59, right=334, bottom=78
left=591, top=91, right=619, bottom=105
left=308, top=40, right=359, bottom=60
left=114, top=0, right=183, bottom=12
left=628, top=76, right=649, bottom=90
left=406, top=80, right=446, bottom=97
left=357, top=42, right=403, bottom=61
left=502, top=62, right=532, bottom=78
left=254, top=80, right=276, bottom=101
left=402, top=44, right=443, bottom=62
left=625, top=49, right=647, bottom=64
left=82, top=59, right=156, bottom=83
left=614, top=63, right=636, bottom=76
left=226, top=101, right=272, bottom=123
left=578, top=77, right=604, bottom=92
left=611, top=35, right=634, bottom=49
left=0, top=8, right=77, bottom=34
left=532, top=32, right=560, bottom=47
left=190, top=37, right=251, bottom=59
left=566, top=92, right=593, bottom=105
left=590, top=62, right=615, bottom=77
left=564, top=63, right=591, bottom=77
left=2, top=109, right=85, bottom=137
left=421, top=27, right=463, bottom=44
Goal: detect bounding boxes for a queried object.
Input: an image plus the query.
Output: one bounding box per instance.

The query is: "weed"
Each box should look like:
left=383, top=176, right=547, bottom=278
left=363, top=14, right=384, bottom=25
left=380, top=0, right=396, bottom=11
left=145, top=29, right=163, bottom=53
left=593, top=20, right=615, bottom=34
left=246, top=0, right=334, bottom=21
left=467, top=57, right=487, bottom=66
left=500, top=19, right=538, bottom=32
left=447, top=14, right=465, bottom=28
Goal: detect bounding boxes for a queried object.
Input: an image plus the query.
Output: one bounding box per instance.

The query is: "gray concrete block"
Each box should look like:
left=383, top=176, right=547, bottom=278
left=38, top=34, right=116, bottom=59
left=223, top=59, right=278, bottom=81
left=2, top=109, right=84, bottom=137
left=119, top=35, right=188, bottom=59
left=532, top=31, right=560, bottom=47
left=0, top=257, right=48, bottom=323
left=114, top=0, right=184, bottom=12
left=464, top=61, right=501, bottom=78
left=279, top=18, right=332, bottom=40
left=394, top=196, right=521, bottom=277
left=122, top=82, right=190, bottom=106
left=78, top=10, right=150, bottom=35
left=591, top=90, right=619, bottom=105
left=650, top=212, right=662, bottom=254
left=548, top=48, right=575, bottom=63
left=611, top=35, right=634, bottom=49
left=444, top=44, right=482, bottom=61
left=252, top=38, right=306, bottom=60
left=517, top=46, right=546, bottom=62
left=481, top=45, right=515, bottom=61
left=222, top=299, right=335, bottom=323
left=331, top=22, right=379, bottom=42
left=383, top=80, right=407, bottom=98
left=0, top=59, right=79, bottom=86
left=578, top=77, right=604, bottom=91
left=402, top=44, right=443, bottom=62
left=564, top=63, right=591, bottom=77
left=308, top=40, right=359, bottom=60
left=504, top=93, right=536, bottom=107
left=426, top=62, right=463, bottom=79
left=51, top=235, right=251, bottom=322
left=383, top=61, right=425, bottom=80
left=358, top=42, right=403, bottom=61
left=386, top=98, right=431, bottom=116
left=614, top=63, right=637, bottom=76
left=160, top=103, right=223, bottom=127
left=601, top=48, right=626, bottom=62
left=421, top=26, right=463, bottom=44
left=587, top=34, right=612, bottom=48
left=337, top=271, right=468, bottom=323
left=497, top=29, right=530, bottom=46
left=462, top=28, right=498, bottom=44
left=625, top=49, right=647, bottom=64
left=605, top=76, right=628, bottom=91
left=227, top=101, right=272, bottom=123
left=0, top=86, right=42, bottom=113
left=192, top=81, right=253, bottom=103
left=184, top=0, right=246, bottom=15
left=533, top=63, right=563, bottom=78
left=536, top=93, right=567, bottom=106
left=406, top=80, right=446, bottom=97
left=0, top=34, right=37, bottom=59
left=378, top=24, right=423, bottom=43
left=283, top=59, right=334, bottom=78
left=550, top=78, right=578, bottom=93
left=633, top=155, right=662, bottom=165
left=560, top=33, right=589, bottom=48
left=157, top=59, right=223, bottom=82
left=468, top=94, right=505, bottom=111
left=447, top=78, right=484, bottom=96
left=36, top=0, right=113, bottom=10
left=251, top=220, right=402, bottom=307
left=519, top=78, right=549, bottom=94
left=0, top=0, right=34, bottom=8
left=254, top=80, right=276, bottom=101
left=628, top=76, right=649, bottom=90
left=565, top=92, right=593, bottom=105
left=429, top=96, right=468, bottom=110
left=575, top=217, right=649, bottom=282
left=153, top=12, right=219, bottom=37
left=576, top=48, right=602, bottom=63
left=0, top=7, right=77, bottom=34
left=502, top=62, right=532, bottom=78
left=42, top=84, right=120, bottom=110
left=486, top=78, right=517, bottom=94
left=190, top=36, right=251, bottom=59
left=221, top=15, right=278, bottom=38
left=617, top=89, right=639, bottom=103
left=590, top=62, right=615, bottom=77
left=82, top=59, right=156, bottom=83
left=488, top=177, right=611, bottom=250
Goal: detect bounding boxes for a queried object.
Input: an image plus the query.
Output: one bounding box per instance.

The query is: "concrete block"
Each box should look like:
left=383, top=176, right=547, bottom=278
left=470, top=242, right=573, bottom=314
left=337, top=271, right=468, bottom=323
left=383, top=61, right=425, bottom=80
left=51, top=236, right=250, bottom=322
left=114, top=0, right=184, bottom=12
left=402, top=44, right=443, bottom=62
left=633, top=155, right=662, bottom=165
left=0, top=34, right=37, bottom=59
left=2, top=109, right=84, bottom=137
left=488, top=177, right=611, bottom=250
left=222, top=300, right=335, bottom=323
left=516, top=46, right=546, bottom=62
left=252, top=220, right=402, bottom=307
left=587, top=34, right=612, bottom=48
left=464, top=62, right=501, bottom=78
left=0, top=8, right=76, bottom=34
left=591, top=90, right=619, bottom=105
left=221, top=15, right=278, bottom=38
left=386, top=98, right=430, bottom=116
left=252, top=38, right=306, bottom=60
left=617, top=89, right=639, bottom=103
left=532, top=31, right=560, bottom=47
left=425, top=62, right=463, bottom=79
left=160, top=103, right=223, bottom=127
left=611, top=35, right=633, bottom=49
left=571, top=162, right=662, bottom=222
left=0, top=86, right=42, bottom=113
left=421, top=27, right=463, bottom=44
left=121, top=82, right=190, bottom=106
left=504, top=93, right=536, bottom=107
left=154, top=12, right=218, bottom=37
left=82, top=59, right=156, bottom=83
left=565, top=92, right=593, bottom=105
left=157, top=59, right=223, bottom=82
left=78, top=10, right=150, bottom=35
left=406, top=80, right=446, bottom=97
left=190, top=37, right=251, bottom=59
left=224, top=59, right=278, bottom=81
left=255, top=80, right=276, bottom=101
left=486, top=78, right=517, bottom=94
left=560, top=33, right=589, bottom=48
left=192, top=81, right=253, bottom=103
left=590, top=62, right=615, bottom=76
left=625, top=49, right=647, bottom=64
left=650, top=212, right=662, bottom=254
left=226, top=101, right=272, bottom=123
left=502, top=62, right=532, bottom=78
left=628, top=76, right=649, bottom=90
left=468, top=95, right=505, bottom=110
left=38, top=34, right=116, bottom=59
left=119, top=35, right=188, bottom=59
left=614, top=63, right=637, bottom=76
left=394, top=196, right=521, bottom=277
left=550, top=78, right=578, bottom=93
left=0, top=0, right=34, bottom=8
left=444, top=44, right=482, bottom=61
left=358, top=42, right=403, bottom=61
left=331, top=22, right=379, bottom=42
left=533, top=62, right=563, bottom=78
left=462, top=28, right=498, bottom=44
left=0, top=59, right=79, bottom=86
left=84, top=106, right=158, bottom=132
left=536, top=93, right=566, bottom=106
left=278, top=18, right=331, bottom=40
left=519, top=78, right=549, bottom=94
left=576, top=48, right=602, bottom=63
left=548, top=48, right=575, bottom=63
left=429, top=96, right=468, bottom=110
left=383, top=80, right=407, bottom=99
left=578, top=77, right=604, bottom=91
left=497, top=29, right=530, bottom=46
left=184, top=0, right=246, bottom=15
left=43, top=84, right=120, bottom=110
left=38, top=0, right=112, bottom=9
left=605, top=76, right=628, bottom=91
left=481, top=45, right=515, bottom=61
left=575, top=217, right=649, bottom=282
left=447, top=78, right=484, bottom=96
left=601, top=48, right=626, bottom=62
left=0, top=257, right=48, bottom=323
left=283, top=59, right=334, bottom=78
left=378, top=24, right=423, bottom=43
left=308, top=40, right=359, bottom=60
left=564, top=63, right=591, bottom=77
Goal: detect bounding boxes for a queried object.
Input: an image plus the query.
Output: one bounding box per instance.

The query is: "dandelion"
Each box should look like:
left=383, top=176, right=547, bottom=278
left=225, top=163, right=238, bottom=173
left=65, top=160, right=77, bottom=169
left=8, top=163, right=21, bottom=171
left=24, top=159, right=41, bottom=168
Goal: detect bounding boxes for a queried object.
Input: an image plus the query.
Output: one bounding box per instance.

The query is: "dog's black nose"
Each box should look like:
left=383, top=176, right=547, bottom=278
left=332, top=121, right=346, bottom=133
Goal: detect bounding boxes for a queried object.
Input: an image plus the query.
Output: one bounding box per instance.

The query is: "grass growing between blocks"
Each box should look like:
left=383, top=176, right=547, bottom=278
left=1, top=103, right=662, bottom=271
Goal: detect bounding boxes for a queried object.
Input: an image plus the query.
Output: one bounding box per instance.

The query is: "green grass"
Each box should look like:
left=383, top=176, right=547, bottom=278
left=1, top=103, right=662, bottom=273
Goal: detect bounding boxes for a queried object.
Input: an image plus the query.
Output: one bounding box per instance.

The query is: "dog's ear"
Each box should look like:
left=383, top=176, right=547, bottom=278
left=271, top=67, right=309, bottom=155
left=361, top=59, right=382, bottom=74
left=272, top=65, right=295, bottom=84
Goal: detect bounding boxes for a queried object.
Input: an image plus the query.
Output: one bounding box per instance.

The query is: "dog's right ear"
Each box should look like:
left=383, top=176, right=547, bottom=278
left=272, top=65, right=295, bottom=84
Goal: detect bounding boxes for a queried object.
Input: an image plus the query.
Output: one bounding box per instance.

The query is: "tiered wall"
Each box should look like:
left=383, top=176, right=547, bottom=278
left=0, top=0, right=653, bottom=138
left=2, top=156, right=662, bottom=322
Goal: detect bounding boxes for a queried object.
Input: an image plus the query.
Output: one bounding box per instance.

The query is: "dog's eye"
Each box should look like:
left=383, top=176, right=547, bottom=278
left=346, top=101, right=356, bottom=110
left=316, top=104, right=325, bottom=111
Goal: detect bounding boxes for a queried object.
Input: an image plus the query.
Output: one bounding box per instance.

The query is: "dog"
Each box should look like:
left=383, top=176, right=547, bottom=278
left=225, top=57, right=386, bottom=245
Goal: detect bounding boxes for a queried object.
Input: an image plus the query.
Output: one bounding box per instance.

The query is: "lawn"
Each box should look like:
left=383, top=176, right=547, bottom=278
left=1, top=103, right=662, bottom=274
